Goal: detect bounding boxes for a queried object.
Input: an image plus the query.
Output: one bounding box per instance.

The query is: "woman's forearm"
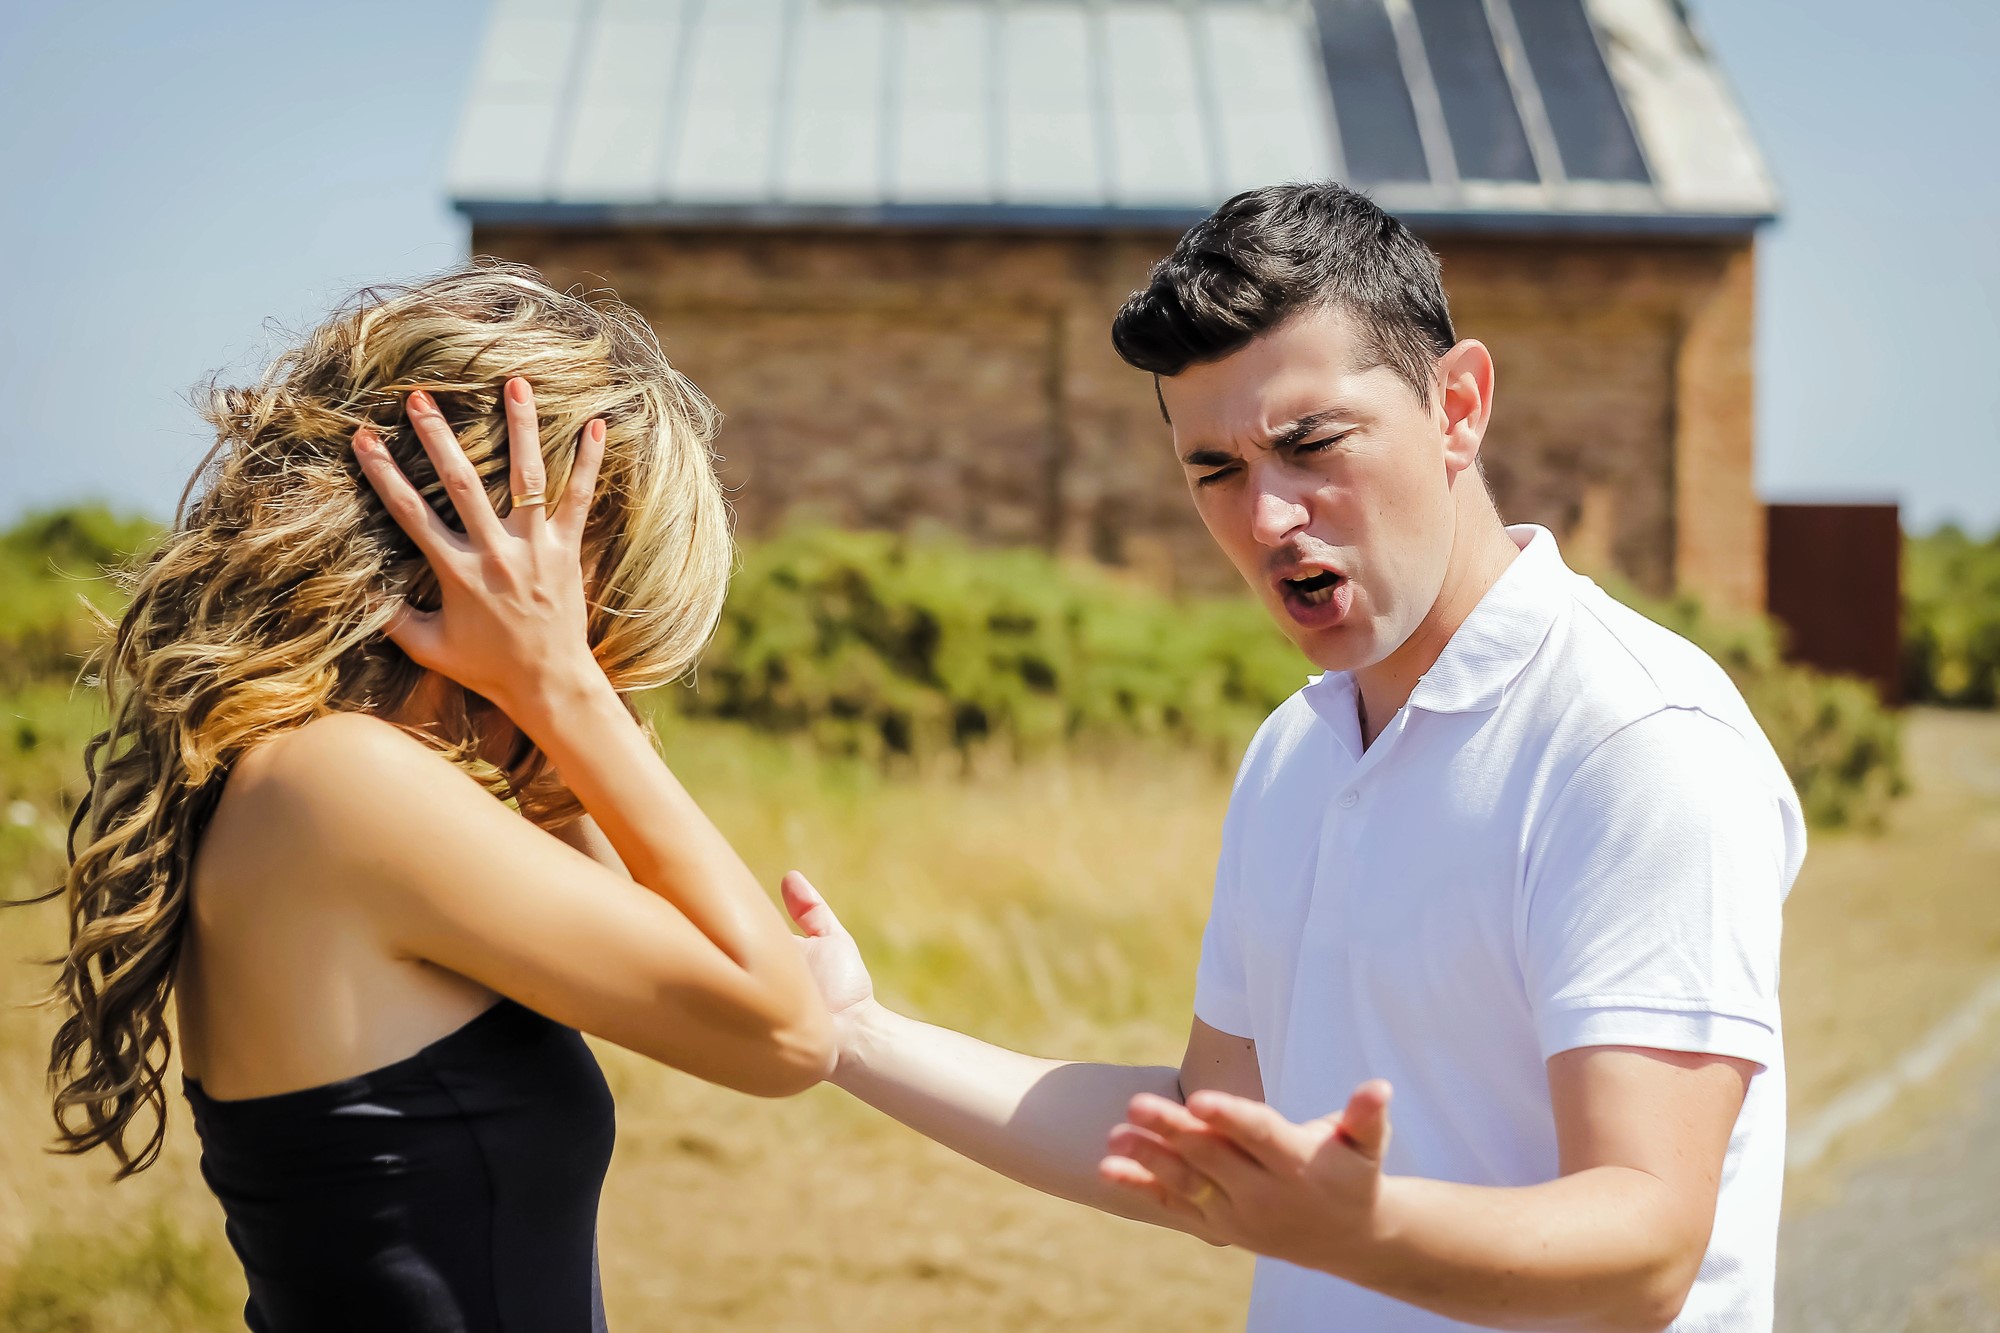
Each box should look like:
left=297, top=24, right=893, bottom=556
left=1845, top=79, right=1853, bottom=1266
left=350, top=387, right=829, bottom=1088
left=515, top=675, right=812, bottom=993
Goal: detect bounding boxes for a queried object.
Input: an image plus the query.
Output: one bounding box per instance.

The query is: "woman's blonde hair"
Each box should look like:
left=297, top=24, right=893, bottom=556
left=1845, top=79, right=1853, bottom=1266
left=50, top=261, right=731, bottom=1175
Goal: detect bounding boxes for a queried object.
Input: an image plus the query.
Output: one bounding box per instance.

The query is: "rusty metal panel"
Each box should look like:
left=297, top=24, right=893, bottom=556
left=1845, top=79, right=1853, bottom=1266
left=1765, top=502, right=1902, bottom=705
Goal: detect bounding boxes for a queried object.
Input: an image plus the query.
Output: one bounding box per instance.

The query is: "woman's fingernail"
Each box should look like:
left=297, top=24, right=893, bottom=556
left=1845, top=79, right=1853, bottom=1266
left=589, top=419, right=606, bottom=443
left=506, top=377, right=531, bottom=404
left=407, top=390, right=432, bottom=414
left=352, top=428, right=377, bottom=453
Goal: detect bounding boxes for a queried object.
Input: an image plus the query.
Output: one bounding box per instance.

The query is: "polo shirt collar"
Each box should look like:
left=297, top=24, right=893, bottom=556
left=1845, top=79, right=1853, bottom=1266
left=1303, top=524, right=1572, bottom=727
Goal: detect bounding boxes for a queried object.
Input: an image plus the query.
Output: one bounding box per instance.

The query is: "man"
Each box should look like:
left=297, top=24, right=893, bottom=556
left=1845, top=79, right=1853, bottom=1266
left=783, top=182, right=1804, bottom=1331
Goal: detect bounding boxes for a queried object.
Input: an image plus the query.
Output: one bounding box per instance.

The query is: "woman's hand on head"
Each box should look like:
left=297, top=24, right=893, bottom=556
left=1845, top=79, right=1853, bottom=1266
left=353, top=377, right=609, bottom=731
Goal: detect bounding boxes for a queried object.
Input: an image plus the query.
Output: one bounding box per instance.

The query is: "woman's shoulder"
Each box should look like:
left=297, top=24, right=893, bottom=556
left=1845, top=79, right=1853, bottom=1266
left=232, top=712, right=461, bottom=806
left=203, top=713, right=484, bottom=893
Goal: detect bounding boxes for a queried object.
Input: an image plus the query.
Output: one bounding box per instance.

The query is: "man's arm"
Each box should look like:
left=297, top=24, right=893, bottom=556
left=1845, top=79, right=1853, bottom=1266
left=1105, top=1046, right=1752, bottom=1333
left=784, top=872, right=1261, bottom=1231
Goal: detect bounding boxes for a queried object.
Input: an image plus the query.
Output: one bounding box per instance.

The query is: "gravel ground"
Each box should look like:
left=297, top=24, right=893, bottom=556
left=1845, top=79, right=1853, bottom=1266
left=1778, top=1026, right=2000, bottom=1332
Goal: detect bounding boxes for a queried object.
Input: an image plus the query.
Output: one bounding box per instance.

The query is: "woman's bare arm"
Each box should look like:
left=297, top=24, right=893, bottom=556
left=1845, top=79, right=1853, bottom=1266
left=544, top=812, right=628, bottom=876
left=330, top=379, right=831, bottom=1095
left=256, top=716, right=829, bottom=1096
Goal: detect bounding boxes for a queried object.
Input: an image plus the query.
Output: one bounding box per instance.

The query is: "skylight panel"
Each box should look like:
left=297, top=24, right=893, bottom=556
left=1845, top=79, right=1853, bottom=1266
left=1409, top=0, right=1538, bottom=182
left=1506, top=0, right=1649, bottom=182
left=1312, top=0, right=1433, bottom=184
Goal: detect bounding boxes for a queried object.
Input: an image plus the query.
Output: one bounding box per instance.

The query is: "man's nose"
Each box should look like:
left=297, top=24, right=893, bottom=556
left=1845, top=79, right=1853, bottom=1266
left=1249, top=482, right=1311, bottom=548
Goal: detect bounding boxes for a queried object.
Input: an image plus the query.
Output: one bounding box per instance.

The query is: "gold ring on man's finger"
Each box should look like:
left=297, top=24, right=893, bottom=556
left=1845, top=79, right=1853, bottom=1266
left=1188, top=1180, right=1218, bottom=1209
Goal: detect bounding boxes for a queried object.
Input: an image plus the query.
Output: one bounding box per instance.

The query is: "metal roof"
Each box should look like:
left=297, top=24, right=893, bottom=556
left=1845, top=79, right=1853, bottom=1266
left=448, top=0, right=1778, bottom=235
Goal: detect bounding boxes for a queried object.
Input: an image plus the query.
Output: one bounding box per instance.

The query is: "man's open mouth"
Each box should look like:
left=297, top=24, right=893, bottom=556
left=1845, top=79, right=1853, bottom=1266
left=1281, top=570, right=1346, bottom=607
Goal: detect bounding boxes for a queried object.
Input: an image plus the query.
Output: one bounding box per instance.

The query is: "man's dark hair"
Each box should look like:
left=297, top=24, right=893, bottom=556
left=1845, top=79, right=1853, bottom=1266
left=1111, top=182, right=1456, bottom=402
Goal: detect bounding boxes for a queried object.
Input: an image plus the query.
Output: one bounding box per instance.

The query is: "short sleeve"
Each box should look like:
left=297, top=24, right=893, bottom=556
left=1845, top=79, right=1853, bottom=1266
left=1520, top=707, right=1802, bottom=1068
left=1193, top=796, right=1254, bottom=1039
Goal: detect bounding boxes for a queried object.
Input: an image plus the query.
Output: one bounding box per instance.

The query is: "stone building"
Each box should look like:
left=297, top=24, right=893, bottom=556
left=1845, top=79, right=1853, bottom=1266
left=449, top=0, right=1778, bottom=610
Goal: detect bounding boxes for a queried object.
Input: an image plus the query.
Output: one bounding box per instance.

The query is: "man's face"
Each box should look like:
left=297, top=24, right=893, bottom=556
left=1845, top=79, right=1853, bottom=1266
left=1160, top=306, right=1485, bottom=673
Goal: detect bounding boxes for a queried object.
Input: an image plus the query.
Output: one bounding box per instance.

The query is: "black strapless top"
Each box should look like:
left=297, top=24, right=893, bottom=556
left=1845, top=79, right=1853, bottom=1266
left=184, top=999, right=616, bottom=1333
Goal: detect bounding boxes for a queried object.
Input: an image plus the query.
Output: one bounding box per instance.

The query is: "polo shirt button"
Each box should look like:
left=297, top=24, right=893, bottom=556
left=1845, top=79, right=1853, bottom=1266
left=1339, top=789, right=1359, bottom=809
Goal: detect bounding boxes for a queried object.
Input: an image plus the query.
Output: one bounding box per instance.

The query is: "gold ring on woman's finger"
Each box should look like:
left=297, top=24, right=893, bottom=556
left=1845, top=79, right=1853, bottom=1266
left=511, top=491, right=547, bottom=508
left=1188, top=1180, right=1218, bottom=1209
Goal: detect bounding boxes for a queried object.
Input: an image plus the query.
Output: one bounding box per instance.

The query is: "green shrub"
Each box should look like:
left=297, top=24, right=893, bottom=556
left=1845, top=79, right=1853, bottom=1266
left=0, top=506, right=1906, bottom=827
left=0, top=506, right=158, bottom=689
left=692, top=527, right=1905, bottom=826
left=676, top=526, right=1308, bottom=765
left=1903, top=524, right=2000, bottom=707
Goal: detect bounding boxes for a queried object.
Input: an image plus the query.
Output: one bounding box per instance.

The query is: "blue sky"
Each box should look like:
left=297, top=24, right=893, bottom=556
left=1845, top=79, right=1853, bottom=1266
left=3, top=0, right=1994, bottom=534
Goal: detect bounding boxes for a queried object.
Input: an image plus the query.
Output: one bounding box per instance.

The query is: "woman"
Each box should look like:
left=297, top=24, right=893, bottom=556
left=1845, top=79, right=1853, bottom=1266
left=47, top=264, right=834, bottom=1331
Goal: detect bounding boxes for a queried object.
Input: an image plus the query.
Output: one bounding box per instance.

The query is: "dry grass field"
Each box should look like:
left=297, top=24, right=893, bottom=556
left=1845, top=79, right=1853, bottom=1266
left=3, top=701, right=1998, bottom=1331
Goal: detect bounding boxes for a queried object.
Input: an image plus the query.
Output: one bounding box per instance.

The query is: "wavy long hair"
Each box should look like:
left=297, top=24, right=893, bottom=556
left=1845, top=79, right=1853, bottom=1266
left=47, top=262, right=731, bottom=1176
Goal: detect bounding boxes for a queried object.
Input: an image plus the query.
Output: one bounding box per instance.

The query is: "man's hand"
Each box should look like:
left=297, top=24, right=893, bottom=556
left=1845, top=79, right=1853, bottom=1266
left=1104, top=1049, right=1751, bottom=1330
left=1100, top=1081, right=1395, bottom=1266
left=781, top=871, right=879, bottom=1071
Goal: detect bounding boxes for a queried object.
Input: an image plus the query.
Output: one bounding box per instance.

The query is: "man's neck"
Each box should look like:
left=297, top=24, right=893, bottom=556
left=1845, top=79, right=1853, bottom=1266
left=1352, top=516, right=1521, bottom=749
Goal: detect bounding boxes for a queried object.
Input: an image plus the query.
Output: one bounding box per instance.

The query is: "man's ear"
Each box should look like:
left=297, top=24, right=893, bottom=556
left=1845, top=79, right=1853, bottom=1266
left=1434, top=339, right=1495, bottom=477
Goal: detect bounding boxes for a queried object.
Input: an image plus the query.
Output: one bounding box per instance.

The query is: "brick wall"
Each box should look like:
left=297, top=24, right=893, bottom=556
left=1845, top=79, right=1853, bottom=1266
left=1440, top=237, right=1762, bottom=611
left=475, top=225, right=1762, bottom=611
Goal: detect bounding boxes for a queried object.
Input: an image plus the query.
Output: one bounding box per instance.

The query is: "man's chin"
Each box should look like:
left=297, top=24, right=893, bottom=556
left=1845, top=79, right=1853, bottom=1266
left=1278, top=619, right=1378, bottom=675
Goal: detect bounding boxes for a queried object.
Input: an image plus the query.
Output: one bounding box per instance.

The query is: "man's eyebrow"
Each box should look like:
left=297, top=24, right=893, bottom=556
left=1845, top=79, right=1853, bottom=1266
left=1177, top=410, right=1350, bottom=467
left=1269, top=410, right=1347, bottom=450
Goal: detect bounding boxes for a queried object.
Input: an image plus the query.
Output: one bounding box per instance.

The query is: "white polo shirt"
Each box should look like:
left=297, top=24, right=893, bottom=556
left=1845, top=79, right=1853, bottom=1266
left=1195, top=525, right=1806, bottom=1333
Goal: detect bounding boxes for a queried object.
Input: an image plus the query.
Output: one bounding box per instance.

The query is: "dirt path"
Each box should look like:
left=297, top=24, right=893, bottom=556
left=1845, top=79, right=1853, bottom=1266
left=1774, top=711, right=2000, bottom=1331
left=1778, top=1021, right=2000, bottom=1331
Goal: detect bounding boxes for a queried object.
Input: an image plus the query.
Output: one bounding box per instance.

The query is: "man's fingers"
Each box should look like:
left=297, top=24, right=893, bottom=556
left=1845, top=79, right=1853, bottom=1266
left=1185, top=1090, right=1308, bottom=1173
left=1334, top=1079, right=1394, bottom=1161
left=1128, top=1092, right=1215, bottom=1137
left=502, top=377, right=547, bottom=528
left=553, top=418, right=606, bottom=549
left=353, top=429, right=466, bottom=564
left=1125, top=1094, right=1263, bottom=1182
left=781, top=870, right=843, bottom=938
left=1106, top=1124, right=1229, bottom=1205
left=405, top=389, right=505, bottom=543
left=1098, top=1155, right=1207, bottom=1223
